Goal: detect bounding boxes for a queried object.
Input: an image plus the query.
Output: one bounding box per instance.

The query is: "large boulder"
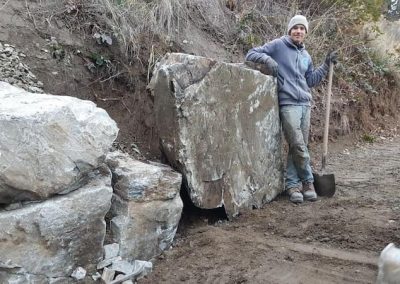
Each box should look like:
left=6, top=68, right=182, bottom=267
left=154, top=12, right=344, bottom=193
left=0, top=82, right=119, bottom=204
left=0, top=166, right=113, bottom=283
left=149, top=53, right=283, bottom=218
left=106, top=151, right=183, bottom=260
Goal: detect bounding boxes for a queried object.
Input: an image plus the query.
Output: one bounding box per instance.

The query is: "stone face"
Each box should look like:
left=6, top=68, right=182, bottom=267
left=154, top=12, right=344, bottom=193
left=149, top=53, right=283, bottom=217
left=0, top=167, right=113, bottom=281
left=106, top=151, right=183, bottom=260
left=106, top=151, right=182, bottom=202
left=110, top=194, right=183, bottom=260
left=0, top=82, right=119, bottom=204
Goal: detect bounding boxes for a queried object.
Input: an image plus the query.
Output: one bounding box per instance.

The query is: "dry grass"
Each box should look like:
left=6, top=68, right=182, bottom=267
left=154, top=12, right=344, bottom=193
left=24, top=0, right=191, bottom=58
left=95, top=0, right=190, bottom=58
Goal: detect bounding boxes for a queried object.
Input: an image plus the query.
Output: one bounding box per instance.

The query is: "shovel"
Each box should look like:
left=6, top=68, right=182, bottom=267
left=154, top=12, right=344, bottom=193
left=313, top=63, right=336, bottom=197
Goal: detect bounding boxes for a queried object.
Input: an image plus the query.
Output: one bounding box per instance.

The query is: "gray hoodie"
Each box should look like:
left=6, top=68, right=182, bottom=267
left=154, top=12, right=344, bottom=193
left=245, top=35, right=328, bottom=106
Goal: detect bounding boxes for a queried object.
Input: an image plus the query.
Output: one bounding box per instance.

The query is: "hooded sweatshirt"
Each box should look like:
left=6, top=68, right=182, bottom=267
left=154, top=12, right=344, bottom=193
left=245, top=35, right=328, bottom=106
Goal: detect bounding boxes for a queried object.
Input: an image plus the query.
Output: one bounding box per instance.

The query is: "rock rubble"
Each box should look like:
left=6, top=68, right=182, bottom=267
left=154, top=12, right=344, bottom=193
left=0, top=42, right=43, bottom=93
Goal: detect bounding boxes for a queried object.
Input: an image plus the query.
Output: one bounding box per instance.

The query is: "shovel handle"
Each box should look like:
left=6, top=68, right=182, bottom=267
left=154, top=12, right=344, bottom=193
left=322, top=63, right=334, bottom=170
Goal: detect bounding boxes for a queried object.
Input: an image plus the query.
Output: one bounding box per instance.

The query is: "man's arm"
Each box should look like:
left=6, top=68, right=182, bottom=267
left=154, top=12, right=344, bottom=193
left=245, top=40, right=278, bottom=63
left=305, top=51, right=338, bottom=87
left=305, top=62, right=328, bottom=88
left=245, top=40, right=279, bottom=76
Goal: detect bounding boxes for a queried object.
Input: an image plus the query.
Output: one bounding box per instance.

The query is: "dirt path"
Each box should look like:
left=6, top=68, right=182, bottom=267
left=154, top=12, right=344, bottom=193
left=139, top=135, right=400, bottom=284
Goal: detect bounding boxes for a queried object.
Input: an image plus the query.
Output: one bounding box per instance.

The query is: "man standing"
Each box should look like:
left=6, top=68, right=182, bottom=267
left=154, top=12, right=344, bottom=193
left=245, top=15, right=337, bottom=203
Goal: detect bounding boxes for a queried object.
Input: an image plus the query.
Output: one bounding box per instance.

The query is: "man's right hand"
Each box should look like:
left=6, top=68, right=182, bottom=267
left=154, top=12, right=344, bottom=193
left=265, top=57, right=279, bottom=77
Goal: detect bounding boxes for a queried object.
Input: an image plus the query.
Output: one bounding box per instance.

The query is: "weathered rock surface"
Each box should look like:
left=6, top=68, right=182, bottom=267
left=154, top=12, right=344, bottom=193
left=149, top=53, right=283, bottom=217
left=0, top=82, right=119, bottom=204
left=0, top=166, right=113, bottom=283
left=106, top=151, right=183, bottom=260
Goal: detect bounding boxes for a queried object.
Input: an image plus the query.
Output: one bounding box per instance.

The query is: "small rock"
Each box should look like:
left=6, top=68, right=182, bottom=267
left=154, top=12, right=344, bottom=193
left=71, top=266, right=86, bottom=280
left=91, top=272, right=101, bottom=281
left=182, top=39, right=188, bottom=44
left=97, top=256, right=122, bottom=270
left=132, top=260, right=152, bottom=279
left=104, top=243, right=120, bottom=260
left=111, top=259, right=134, bottom=275
left=101, top=267, right=116, bottom=283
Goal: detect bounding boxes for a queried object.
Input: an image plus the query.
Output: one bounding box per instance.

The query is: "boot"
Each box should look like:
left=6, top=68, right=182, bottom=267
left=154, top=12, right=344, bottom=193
left=302, top=182, right=317, bottom=201
left=287, top=186, right=303, bottom=203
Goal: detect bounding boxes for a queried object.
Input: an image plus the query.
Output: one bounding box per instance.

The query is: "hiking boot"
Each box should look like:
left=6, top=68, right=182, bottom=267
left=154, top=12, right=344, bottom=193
left=302, top=182, right=317, bottom=201
left=287, top=187, right=303, bottom=203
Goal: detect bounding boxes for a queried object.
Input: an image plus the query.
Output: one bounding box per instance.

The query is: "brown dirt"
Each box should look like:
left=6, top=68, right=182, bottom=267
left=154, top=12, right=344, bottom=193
left=139, top=132, right=400, bottom=284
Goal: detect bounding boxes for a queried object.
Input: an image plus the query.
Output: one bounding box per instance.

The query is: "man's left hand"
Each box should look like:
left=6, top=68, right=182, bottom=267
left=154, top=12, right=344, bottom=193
left=325, top=50, right=338, bottom=66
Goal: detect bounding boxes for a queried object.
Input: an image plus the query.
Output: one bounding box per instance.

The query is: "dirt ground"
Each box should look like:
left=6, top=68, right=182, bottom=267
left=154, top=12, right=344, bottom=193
left=139, top=132, right=400, bottom=284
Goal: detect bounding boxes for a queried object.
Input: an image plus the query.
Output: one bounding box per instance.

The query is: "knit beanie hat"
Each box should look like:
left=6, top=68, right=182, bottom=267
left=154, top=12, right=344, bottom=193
left=287, top=15, right=309, bottom=34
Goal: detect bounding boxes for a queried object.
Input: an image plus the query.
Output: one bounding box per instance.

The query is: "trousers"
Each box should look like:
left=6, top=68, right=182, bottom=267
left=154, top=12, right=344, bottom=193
left=279, top=105, right=314, bottom=189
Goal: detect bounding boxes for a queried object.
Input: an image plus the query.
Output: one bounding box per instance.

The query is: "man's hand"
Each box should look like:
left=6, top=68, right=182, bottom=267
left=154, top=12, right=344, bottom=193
left=325, top=50, right=338, bottom=66
left=265, top=57, right=278, bottom=77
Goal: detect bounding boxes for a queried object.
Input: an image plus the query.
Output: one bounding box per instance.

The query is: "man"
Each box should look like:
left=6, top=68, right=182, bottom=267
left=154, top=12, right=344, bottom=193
left=245, top=15, right=337, bottom=203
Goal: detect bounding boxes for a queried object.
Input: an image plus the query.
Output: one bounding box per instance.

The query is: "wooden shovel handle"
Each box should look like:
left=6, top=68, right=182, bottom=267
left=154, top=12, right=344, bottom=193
left=322, top=63, right=334, bottom=170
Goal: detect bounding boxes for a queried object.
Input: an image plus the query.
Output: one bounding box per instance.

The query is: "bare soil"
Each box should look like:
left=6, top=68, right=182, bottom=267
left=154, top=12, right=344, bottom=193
left=139, top=133, right=400, bottom=284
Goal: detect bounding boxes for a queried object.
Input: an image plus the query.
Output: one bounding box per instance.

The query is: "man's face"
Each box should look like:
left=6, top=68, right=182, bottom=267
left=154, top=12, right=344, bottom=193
left=289, top=25, right=306, bottom=44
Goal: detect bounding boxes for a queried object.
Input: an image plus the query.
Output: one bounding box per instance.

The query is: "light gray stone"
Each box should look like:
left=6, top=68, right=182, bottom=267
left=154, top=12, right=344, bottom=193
left=104, top=243, right=120, bottom=260
left=97, top=256, right=122, bottom=270
left=91, top=272, right=101, bottom=281
left=101, top=267, right=115, bottom=283
left=109, top=260, right=152, bottom=284
left=106, top=151, right=182, bottom=202
left=111, top=259, right=133, bottom=275
left=0, top=167, right=113, bottom=280
left=106, top=151, right=183, bottom=260
left=71, top=267, right=86, bottom=280
left=110, top=194, right=183, bottom=260
left=0, top=82, right=119, bottom=204
left=149, top=53, right=284, bottom=218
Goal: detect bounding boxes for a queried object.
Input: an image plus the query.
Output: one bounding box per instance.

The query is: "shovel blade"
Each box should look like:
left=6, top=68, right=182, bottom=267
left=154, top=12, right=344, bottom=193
left=313, top=172, right=336, bottom=197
